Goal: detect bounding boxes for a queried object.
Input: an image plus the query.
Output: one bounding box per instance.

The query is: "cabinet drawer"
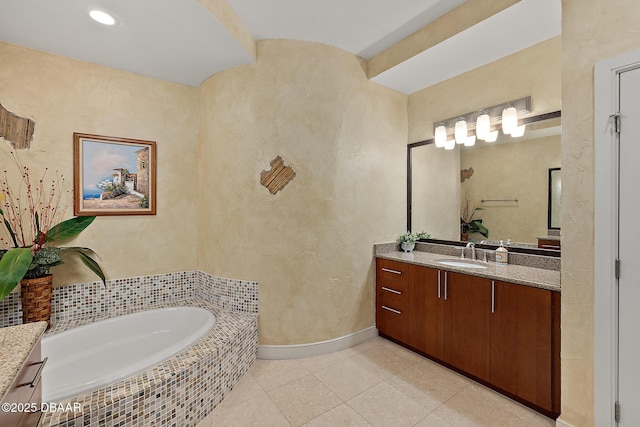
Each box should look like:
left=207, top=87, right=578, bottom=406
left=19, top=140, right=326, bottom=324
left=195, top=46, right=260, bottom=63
left=377, top=281, right=407, bottom=305
left=0, top=339, right=44, bottom=427
left=537, top=239, right=560, bottom=250
left=377, top=303, right=408, bottom=342
left=376, top=258, right=409, bottom=287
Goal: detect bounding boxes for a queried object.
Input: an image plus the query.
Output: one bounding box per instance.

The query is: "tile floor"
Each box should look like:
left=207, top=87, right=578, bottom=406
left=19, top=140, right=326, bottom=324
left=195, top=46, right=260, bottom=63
left=197, top=336, right=556, bottom=427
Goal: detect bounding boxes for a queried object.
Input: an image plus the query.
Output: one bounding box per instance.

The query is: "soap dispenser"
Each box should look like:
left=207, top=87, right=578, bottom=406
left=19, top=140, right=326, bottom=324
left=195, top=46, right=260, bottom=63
left=496, top=240, right=509, bottom=264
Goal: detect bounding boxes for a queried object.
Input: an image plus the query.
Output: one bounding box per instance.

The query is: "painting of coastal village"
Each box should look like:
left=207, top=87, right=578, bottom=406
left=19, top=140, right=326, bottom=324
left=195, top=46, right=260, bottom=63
left=74, top=134, right=156, bottom=215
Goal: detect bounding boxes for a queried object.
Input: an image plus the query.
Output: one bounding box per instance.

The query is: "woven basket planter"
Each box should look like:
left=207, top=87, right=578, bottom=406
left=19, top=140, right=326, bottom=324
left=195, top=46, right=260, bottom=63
left=20, top=274, right=53, bottom=326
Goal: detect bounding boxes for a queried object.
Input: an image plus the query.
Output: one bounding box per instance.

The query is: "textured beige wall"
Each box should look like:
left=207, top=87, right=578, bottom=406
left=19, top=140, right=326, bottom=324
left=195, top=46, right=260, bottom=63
left=0, top=42, right=199, bottom=286
left=198, top=40, right=407, bottom=345
left=411, top=144, right=460, bottom=240
left=561, top=1, right=640, bottom=425
left=460, top=135, right=560, bottom=243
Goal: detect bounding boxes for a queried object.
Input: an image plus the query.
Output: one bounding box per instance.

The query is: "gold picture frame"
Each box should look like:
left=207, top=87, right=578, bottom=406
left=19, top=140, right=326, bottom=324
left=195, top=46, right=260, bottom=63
left=73, top=133, right=156, bottom=216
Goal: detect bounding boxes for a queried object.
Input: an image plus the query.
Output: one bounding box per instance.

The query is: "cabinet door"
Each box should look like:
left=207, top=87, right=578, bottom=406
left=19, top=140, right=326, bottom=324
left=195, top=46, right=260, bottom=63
left=490, top=281, right=554, bottom=411
left=408, top=265, right=444, bottom=360
left=444, top=272, right=491, bottom=382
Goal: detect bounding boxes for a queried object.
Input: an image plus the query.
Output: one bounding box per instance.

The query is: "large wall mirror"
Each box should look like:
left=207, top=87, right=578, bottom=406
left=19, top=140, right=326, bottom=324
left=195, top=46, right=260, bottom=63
left=407, top=111, right=561, bottom=256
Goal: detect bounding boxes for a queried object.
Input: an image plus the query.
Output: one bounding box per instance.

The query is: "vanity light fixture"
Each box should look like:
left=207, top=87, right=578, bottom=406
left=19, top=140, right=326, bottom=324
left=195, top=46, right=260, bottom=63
left=510, top=125, right=526, bottom=138
left=464, top=135, right=476, bottom=147
left=90, top=10, right=117, bottom=26
left=434, top=123, right=447, bottom=147
left=484, top=130, right=499, bottom=142
left=431, top=96, right=531, bottom=150
left=454, top=118, right=467, bottom=144
left=476, top=111, right=490, bottom=140
left=501, top=105, right=518, bottom=135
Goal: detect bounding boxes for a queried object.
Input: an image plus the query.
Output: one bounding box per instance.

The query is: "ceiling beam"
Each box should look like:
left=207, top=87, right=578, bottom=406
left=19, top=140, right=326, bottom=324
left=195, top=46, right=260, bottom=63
left=196, top=0, right=257, bottom=61
left=367, top=0, right=521, bottom=79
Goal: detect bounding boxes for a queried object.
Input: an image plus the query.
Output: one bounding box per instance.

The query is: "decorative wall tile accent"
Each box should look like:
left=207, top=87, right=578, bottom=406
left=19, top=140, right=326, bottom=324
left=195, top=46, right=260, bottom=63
left=0, top=270, right=256, bottom=328
left=0, top=102, right=35, bottom=149
left=260, top=155, right=296, bottom=195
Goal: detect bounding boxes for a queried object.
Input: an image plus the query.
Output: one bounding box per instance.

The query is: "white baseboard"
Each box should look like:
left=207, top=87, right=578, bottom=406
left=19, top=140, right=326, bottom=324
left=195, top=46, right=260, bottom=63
left=555, top=417, right=575, bottom=427
left=257, top=326, right=379, bottom=360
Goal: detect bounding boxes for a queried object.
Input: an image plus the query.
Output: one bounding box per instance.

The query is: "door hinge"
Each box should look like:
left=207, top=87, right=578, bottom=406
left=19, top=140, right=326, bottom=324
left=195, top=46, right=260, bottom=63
left=609, top=112, right=621, bottom=133
left=616, top=259, right=621, bottom=279
left=615, top=401, right=621, bottom=423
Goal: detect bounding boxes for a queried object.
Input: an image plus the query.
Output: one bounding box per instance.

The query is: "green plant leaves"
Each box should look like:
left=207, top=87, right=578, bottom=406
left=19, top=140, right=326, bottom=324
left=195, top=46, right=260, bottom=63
left=60, top=247, right=106, bottom=285
left=0, top=248, right=33, bottom=299
left=45, top=216, right=96, bottom=242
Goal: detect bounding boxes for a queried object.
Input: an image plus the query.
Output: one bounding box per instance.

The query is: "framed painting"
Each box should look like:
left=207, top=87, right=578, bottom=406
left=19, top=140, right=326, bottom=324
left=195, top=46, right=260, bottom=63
left=73, top=133, right=156, bottom=216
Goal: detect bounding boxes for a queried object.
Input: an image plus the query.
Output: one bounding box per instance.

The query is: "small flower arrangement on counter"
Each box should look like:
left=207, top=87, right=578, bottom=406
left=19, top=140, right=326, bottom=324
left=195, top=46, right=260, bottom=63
left=396, top=230, right=430, bottom=252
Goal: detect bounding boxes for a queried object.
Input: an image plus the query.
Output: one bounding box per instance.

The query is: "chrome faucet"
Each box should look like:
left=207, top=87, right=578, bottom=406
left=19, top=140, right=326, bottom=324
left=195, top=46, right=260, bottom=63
left=466, top=242, right=476, bottom=260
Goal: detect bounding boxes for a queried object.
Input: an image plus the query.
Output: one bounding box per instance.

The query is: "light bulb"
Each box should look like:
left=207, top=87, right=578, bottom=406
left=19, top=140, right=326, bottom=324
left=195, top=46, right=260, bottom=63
left=434, top=124, right=447, bottom=148
left=455, top=118, right=467, bottom=144
left=90, top=10, right=116, bottom=25
left=511, top=125, right=526, bottom=137
left=464, top=135, right=476, bottom=147
left=502, top=106, right=518, bottom=135
left=484, top=130, right=499, bottom=142
left=444, top=139, right=456, bottom=150
left=476, top=113, right=490, bottom=140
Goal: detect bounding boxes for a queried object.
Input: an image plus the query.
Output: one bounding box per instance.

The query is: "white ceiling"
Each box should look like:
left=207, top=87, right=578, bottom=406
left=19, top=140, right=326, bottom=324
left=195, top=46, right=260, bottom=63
left=0, top=0, right=561, bottom=93
left=371, top=0, right=562, bottom=94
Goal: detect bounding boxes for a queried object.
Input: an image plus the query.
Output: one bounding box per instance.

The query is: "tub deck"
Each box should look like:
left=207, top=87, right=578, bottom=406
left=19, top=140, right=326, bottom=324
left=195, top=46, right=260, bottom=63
left=40, top=297, right=257, bottom=427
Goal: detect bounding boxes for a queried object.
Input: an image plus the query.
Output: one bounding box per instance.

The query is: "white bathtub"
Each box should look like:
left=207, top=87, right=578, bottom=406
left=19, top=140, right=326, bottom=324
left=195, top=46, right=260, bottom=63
left=41, top=307, right=216, bottom=402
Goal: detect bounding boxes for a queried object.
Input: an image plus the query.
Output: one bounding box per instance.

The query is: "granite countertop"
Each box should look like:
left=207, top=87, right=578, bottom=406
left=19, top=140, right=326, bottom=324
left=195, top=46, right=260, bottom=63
left=0, top=321, right=47, bottom=401
left=376, top=250, right=560, bottom=292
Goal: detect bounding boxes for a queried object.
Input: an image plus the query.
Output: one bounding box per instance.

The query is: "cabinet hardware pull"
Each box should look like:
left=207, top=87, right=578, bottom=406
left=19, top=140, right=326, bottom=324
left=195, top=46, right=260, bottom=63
left=381, top=286, right=401, bottom=295
left=491, top=281, right=495, bottom=313
left=17, top=357, right=48, bottom=388
left=444, top=271, right=448, bottom=301
left=437, top=270, right=441, bottom=299
left=381, top=268, right=402, bottom=275
left=541, top=244, right=560, bottom=249
left=381, top=305, right=402, bottom=315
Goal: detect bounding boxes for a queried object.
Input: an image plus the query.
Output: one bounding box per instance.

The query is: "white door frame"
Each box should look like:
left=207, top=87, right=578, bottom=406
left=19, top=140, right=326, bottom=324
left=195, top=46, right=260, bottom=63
left=594, top=48, right=640, bottom=427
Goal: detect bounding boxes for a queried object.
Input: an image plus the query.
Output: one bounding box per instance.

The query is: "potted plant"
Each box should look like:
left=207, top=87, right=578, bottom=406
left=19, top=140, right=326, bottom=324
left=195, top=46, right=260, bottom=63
left=0, top=147, right=105, bottom=325
left=460, top=196, right=488, bottom=241
left=396, top=230, right=430, bottom=252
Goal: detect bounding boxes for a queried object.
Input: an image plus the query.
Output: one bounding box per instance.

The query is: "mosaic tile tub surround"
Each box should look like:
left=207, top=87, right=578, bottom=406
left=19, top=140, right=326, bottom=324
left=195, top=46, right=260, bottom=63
left=0, top=271, right=259, bottom=427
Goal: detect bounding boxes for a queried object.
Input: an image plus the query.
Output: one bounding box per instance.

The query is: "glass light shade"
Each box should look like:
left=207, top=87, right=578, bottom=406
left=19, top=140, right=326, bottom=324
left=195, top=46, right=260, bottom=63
left=444, top=139, right=456, bottom=150
left=90, top=10, right=116, bottom=25
left=511, top=125, right=526, bottom=137
left=454, top=119, right=467, bottom=144
left=464, top=135, right=476, bottom=147
left=434, top=124, right=447, bottom=148
left=502, top=106, right=518, bottom=135
left=484, top=130, right=499, bottom=142
left=476, top=113, right=490, bottom=140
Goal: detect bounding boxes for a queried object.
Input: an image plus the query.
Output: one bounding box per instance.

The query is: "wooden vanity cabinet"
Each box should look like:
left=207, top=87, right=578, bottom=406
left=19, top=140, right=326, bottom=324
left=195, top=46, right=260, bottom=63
left=0, top=336, right=44, bottom=427
left=443, top=272, right=492, bottom=382
left=376, top=258, right=561, bottom=418
left=407, top=265, right=444, bottom=360
left=490, top=280, right=560, bottom=413
left=375, top=258, right=409, bottom=343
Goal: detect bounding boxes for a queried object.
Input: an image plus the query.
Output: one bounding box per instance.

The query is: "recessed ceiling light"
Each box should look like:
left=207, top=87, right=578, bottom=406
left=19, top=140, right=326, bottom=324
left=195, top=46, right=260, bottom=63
left=89, top=10, right=116, bottom=26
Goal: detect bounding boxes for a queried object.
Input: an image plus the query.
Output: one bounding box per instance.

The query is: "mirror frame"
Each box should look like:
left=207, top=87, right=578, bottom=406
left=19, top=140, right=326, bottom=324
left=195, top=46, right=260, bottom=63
left=548, top=167, right=561, bottom=230
left=407, top=110, right=562, bottom=257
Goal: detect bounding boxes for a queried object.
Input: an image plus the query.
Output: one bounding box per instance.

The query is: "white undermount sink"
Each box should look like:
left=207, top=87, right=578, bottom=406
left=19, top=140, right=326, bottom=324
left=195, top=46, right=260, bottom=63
left=437, top=259, right=488, bottom=269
